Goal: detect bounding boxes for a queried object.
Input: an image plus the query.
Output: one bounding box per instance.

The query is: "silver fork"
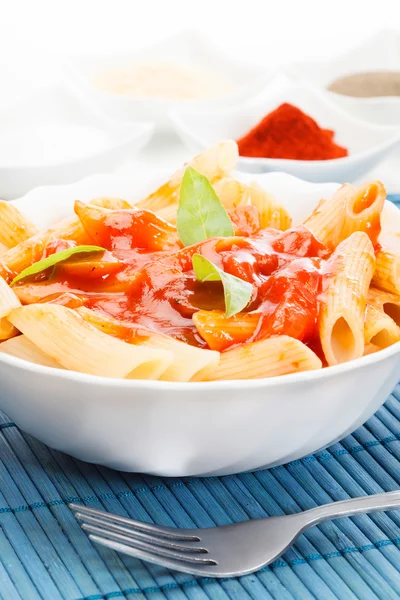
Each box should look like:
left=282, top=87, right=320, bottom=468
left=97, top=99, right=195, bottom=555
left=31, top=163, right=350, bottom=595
left=70, top=491, right=400, bottom=578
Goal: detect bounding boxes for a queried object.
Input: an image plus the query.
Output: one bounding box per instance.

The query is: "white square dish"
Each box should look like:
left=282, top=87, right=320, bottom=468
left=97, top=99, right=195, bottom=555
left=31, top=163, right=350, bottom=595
left=285, top=30, right=400, bottom=125
left=169, top=79, right=400, bottom=184
left=0, top=86, right=154, bottom=199
left=63, top=30, right=273, bottom=130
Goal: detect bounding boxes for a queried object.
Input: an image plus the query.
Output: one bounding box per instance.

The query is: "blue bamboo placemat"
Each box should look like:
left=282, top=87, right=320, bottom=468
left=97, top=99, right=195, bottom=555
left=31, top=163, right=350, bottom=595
left=1, top=195, right=400, bottom=600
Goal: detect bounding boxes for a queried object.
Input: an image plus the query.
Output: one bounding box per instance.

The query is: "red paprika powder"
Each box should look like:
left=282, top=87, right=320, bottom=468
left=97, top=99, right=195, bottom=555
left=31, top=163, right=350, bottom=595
left=237, top=103, right=348, bottom=161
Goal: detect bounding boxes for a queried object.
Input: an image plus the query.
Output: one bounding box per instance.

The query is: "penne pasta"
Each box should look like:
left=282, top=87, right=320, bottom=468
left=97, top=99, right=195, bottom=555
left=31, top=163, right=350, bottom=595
left=0, top=223, right=88, bottom=281
left=363, top=343, right=381, bottom=356
left=143, top=335, right=219, bottom=382
left=373, top=248, right=400, bottom=295
left=364, top=304, right=400, bottom=348
left=0, top=201, right=39, bottom=248
left=76, top=307, right=220, bottom=382
left=135, top=141, right=238, bottom=212
left=0, top=197, right=137, bottom=281
left=243, top=182, right=292, bottom=230
left=0, top=144, right=395, bottom=381
left=212, top=178, right=246, bottom=209
left=89, top=197, right=133, bottom=209
left=0, top=335, right=64, bottom=368
left=193, top=310, right=260, bottom=351
left=0, top=241, right=9, bottom=255
left=152, top=203, right=177, bottom=224
left=372, top=196, right=400, bottom=294
left=367, top=287, right=400, bottom=327
left=206, top=335, right=322, bottom=380
left=213, top=179, right=292, bottom=230
left=319, top=232, right=375, bottom=365
left=0, top=275, right=21, bottom=340
left=8, top=304, right=173, bottom=379
left=305, top=181, right=385, bottom=247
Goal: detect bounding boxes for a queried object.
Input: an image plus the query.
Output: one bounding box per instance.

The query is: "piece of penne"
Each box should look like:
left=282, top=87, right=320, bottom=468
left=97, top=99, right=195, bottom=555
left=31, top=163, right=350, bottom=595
left=304, top=181, right=386, bottom=247
left=364, top=304, right=400, bottom=349
left=0, top=275, right=21, bottom=340
left=213, top=179, right=292, bottom=230
left=205, top=335, right=322, bottom=380
left=193, top=310, right=260, bottom=351
left=319, top=232, right=375, bottom=365
left=372, top=197, right=400, bottom=294
left=89, top=197, right=133, bottom=209
left=0, top=335, right=64, bottom=368
left=373, top=248, right=400, bottom=295
left=8, top=304, right=173, bottom=379
left=0, top=241, right=9, bottom=255
left=367, top=287, right=400, bottom=326
left=212, top=178, right=246, bottom=209
left=243, top=182, right=292, bottom=230
left=363, top=343, right=381, bottom=356
left=135, top=141, right=239, bottom=212
left=0, top=201, right=39, bottom=249
left=77, top=307, right=220, bottom=382
left=154, top=203, right=178, bottom=224
left=142, top=335, right=220, bottom=382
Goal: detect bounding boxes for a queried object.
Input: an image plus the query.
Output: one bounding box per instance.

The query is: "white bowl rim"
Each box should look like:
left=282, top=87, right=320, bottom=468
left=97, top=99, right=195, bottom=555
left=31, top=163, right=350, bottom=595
left=326, top=89, right=400, bottom=106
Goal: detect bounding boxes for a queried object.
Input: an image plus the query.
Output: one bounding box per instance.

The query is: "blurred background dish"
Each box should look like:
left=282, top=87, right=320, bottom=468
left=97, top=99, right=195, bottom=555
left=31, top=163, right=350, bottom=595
left=285, top=30, right=400, bottom=125
left=170, top=78, right=400, bottom=183
left=0, top=86, right=154, bottom=200
left=64, top=30, right=273, bottom=130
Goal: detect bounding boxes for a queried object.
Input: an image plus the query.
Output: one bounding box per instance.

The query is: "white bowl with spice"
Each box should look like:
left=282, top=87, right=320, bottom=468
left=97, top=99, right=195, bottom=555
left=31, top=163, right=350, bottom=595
left=170, top=80, right=400, bottom=184
left=285, top=30, right=400, bottom=126
left=63, top=30, right=273, bottom=130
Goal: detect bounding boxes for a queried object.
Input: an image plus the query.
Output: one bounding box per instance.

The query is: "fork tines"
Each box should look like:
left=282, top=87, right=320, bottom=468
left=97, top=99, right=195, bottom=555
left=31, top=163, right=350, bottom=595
left=69, top=503, right=217, bottom=566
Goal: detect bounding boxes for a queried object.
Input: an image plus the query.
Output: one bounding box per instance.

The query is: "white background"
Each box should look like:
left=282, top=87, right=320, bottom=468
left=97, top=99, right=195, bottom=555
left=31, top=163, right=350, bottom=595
left=0, top=0, right=399, bottom=189
left=1, top=0, right=399, bottom=99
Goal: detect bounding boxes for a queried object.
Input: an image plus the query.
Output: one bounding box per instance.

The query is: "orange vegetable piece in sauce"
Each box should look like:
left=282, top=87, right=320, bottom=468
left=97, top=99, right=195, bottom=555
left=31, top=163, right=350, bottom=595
left=74, top=201, right=177, bottom=251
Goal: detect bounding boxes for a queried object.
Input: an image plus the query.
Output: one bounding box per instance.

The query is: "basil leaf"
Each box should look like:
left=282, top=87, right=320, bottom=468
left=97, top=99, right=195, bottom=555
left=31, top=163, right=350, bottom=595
left=11, top=245, right=106, bottom=286
left=177, top=167, right=234, bottom=246
left=192, top=253, right=252, bottom=318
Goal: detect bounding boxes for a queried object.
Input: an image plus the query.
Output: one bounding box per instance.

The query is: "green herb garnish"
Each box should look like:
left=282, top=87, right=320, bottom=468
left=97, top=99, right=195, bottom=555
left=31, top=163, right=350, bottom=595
left=177, top=167, right=234, bottom=246
left=11, top=245, right=106, bottom=286
left=192, top=253, right=252, bottom=318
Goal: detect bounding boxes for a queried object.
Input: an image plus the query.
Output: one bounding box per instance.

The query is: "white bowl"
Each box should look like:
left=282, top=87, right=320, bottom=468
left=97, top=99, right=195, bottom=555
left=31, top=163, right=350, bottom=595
left=64, top=30, right=273, bottom=130
left=170, top=80, right=400, bottom=184
left=0, top=86, right=154, bottom=200
left=0, top=171, right=399, bottom=477
left=285, top=30, right=400, bottom=125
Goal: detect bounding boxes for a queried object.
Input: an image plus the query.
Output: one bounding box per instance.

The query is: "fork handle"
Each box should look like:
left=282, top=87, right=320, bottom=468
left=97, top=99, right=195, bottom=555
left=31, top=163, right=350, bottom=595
left=301, top=491, right=400, bottom=527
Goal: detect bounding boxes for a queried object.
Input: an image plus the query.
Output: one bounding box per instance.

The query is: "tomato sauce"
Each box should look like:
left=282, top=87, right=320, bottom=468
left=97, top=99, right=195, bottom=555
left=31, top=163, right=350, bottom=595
left=12, top=207, right=332, bottom=351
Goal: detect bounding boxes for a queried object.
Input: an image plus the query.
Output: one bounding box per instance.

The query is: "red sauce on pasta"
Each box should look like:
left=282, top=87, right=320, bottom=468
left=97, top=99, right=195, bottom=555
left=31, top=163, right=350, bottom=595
left=12, top=207, right=332, bottom=351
